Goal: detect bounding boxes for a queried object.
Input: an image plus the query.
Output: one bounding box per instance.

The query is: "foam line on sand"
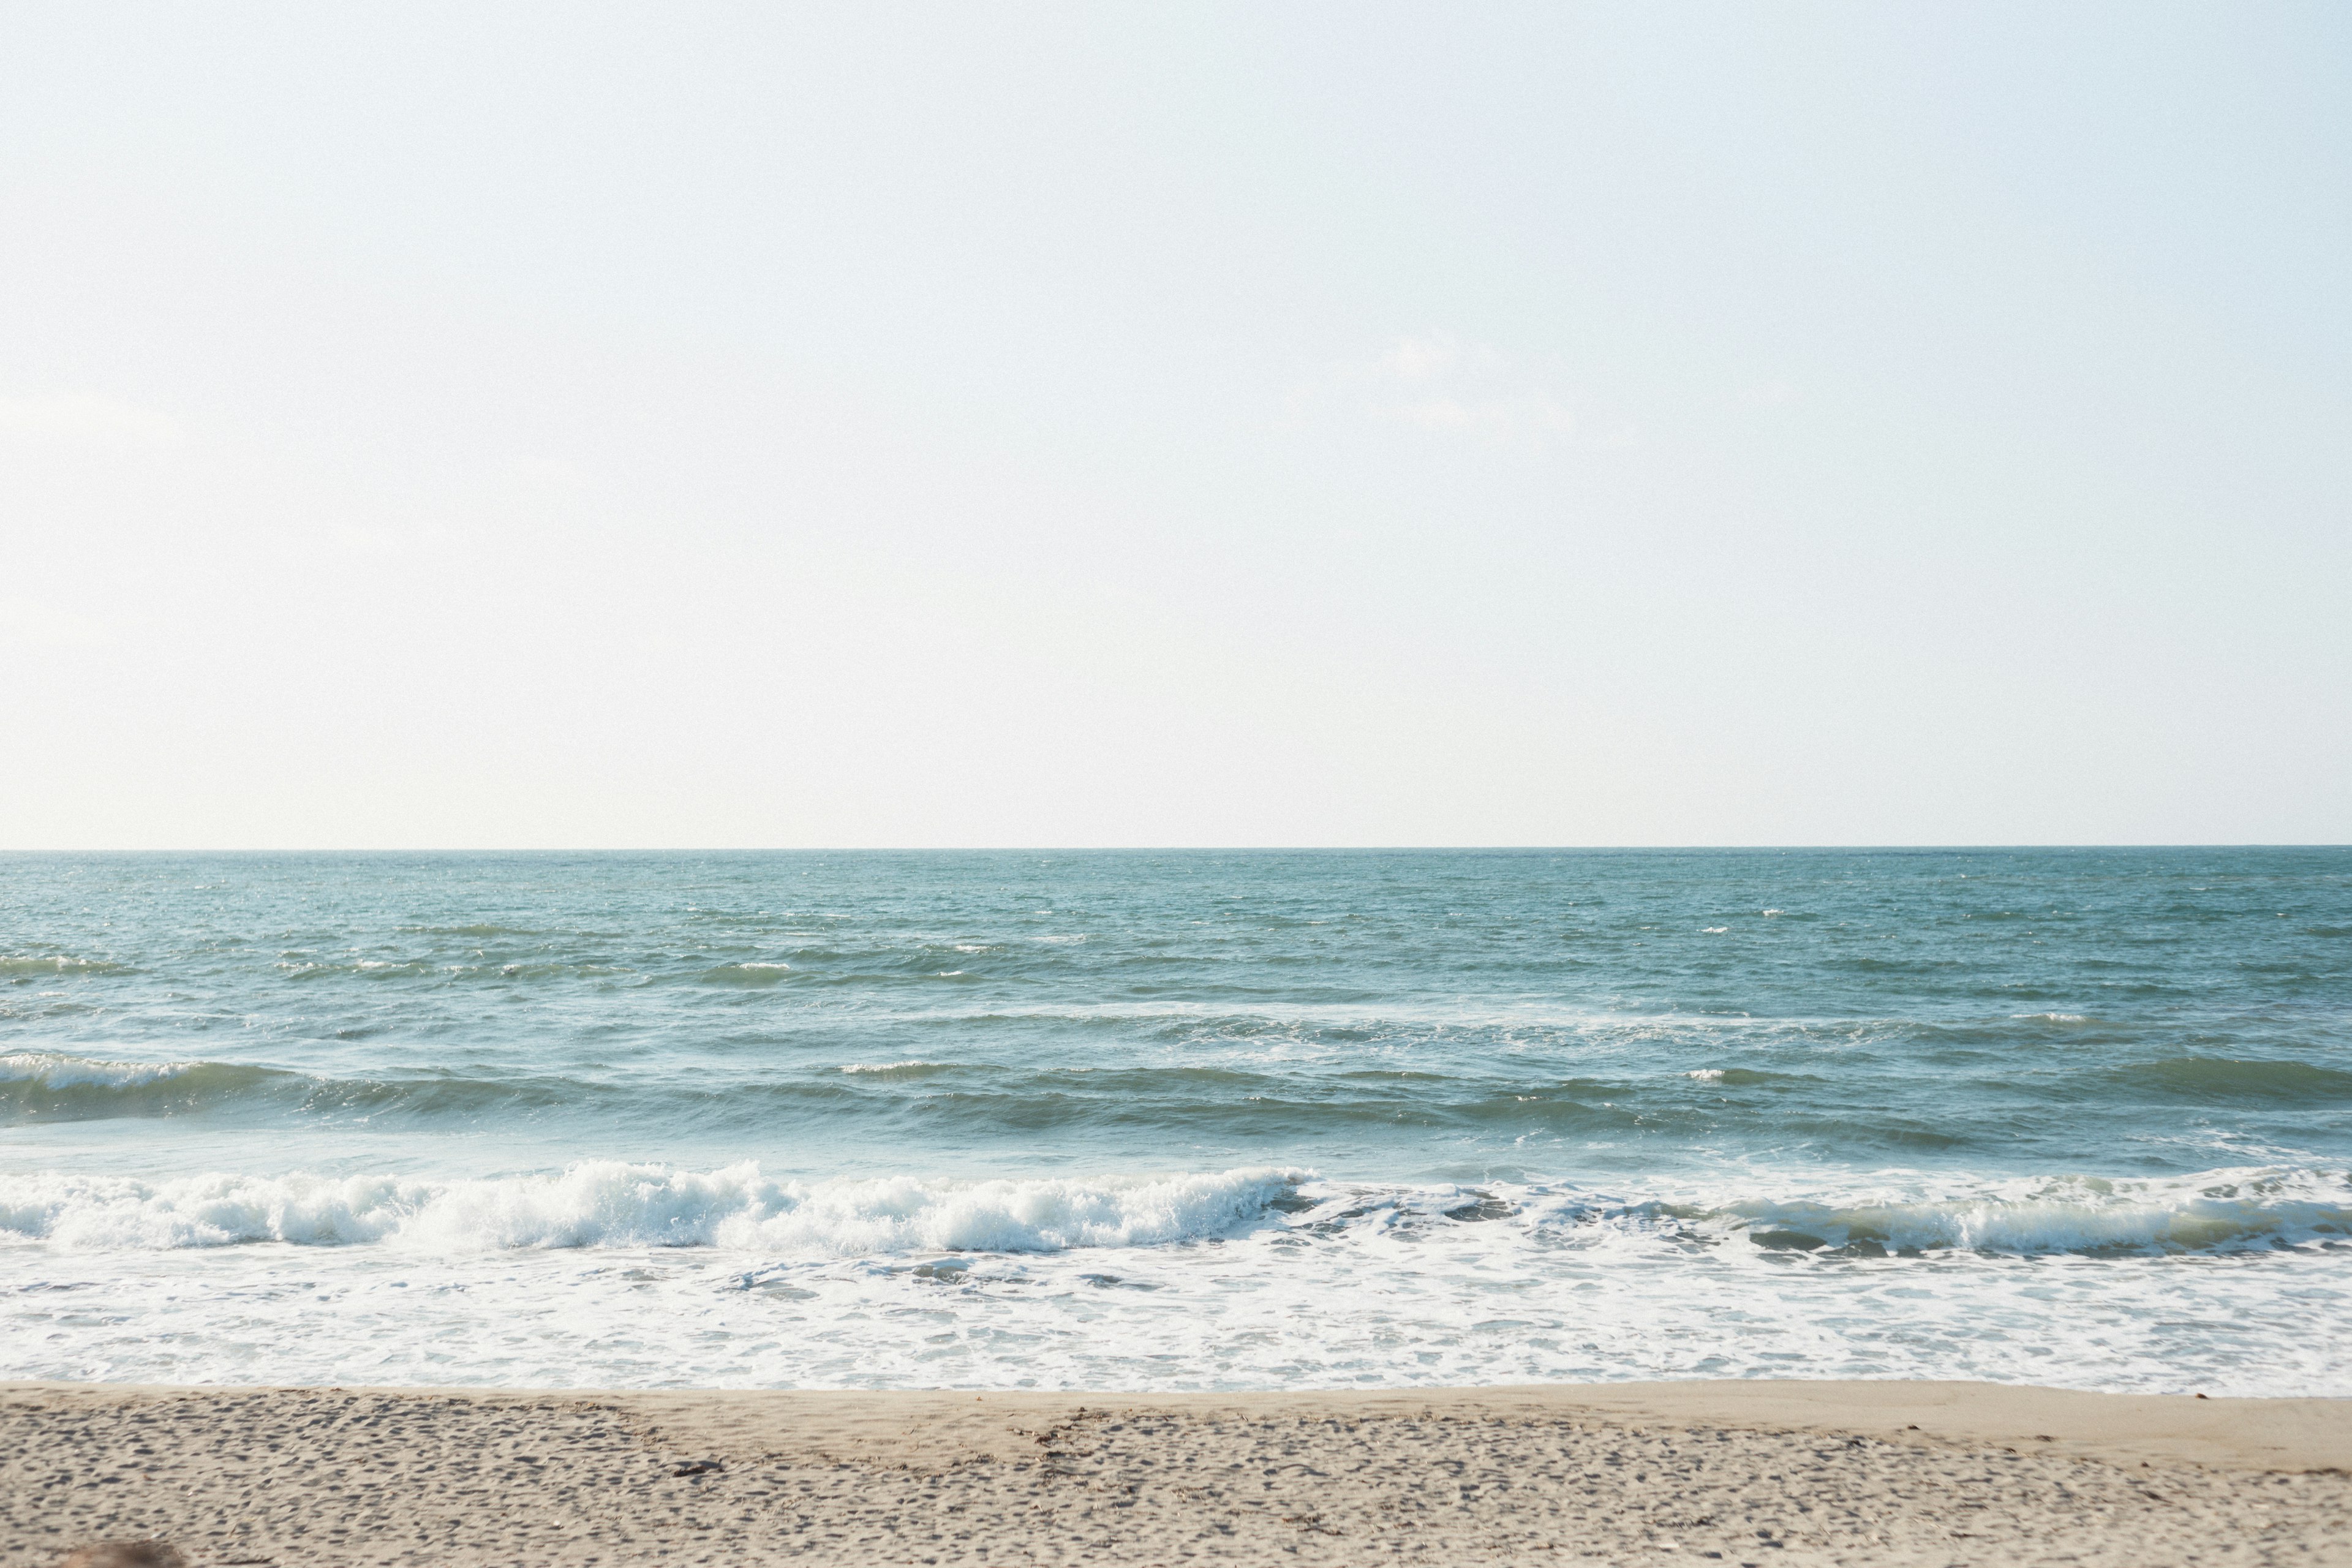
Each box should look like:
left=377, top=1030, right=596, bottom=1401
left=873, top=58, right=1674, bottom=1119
left=5, top=1380, right=2348, bottom=1566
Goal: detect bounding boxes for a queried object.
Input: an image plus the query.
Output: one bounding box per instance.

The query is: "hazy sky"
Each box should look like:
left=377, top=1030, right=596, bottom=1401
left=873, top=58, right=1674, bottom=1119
left=4, top=5, right=2347, bottom=848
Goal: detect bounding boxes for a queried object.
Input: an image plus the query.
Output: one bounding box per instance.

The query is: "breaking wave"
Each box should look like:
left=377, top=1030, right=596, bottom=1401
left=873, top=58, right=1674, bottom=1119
left=4, top=1161, right=2344, bottom=1259
left=0, top=1163, right=1304, bottom=1254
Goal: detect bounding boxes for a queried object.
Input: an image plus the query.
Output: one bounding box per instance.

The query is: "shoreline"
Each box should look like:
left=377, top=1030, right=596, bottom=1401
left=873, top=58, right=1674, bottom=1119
left=7, top=1379, right=2348, bottom=1565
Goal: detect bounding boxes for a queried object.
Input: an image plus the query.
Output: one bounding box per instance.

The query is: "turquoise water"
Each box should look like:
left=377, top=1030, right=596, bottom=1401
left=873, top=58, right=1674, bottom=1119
left=4, top=848, right=2348, bottom=1392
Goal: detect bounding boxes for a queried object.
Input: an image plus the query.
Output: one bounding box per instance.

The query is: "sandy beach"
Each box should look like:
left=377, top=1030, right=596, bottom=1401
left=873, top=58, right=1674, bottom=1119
left=5, top=1380, right=2346, bottom=1567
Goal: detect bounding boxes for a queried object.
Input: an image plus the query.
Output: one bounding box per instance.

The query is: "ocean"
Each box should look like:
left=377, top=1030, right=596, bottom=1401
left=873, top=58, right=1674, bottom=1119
left=3, top=848, right=2348, bottom=1395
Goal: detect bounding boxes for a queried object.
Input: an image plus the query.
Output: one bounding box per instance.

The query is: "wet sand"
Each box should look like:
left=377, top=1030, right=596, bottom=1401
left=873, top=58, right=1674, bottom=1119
left=6, top=1379, right=2348, bottom=1566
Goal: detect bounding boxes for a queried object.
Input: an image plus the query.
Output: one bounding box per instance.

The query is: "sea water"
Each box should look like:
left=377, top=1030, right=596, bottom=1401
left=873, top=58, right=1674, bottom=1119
left=3, top=848, right=2347, bottom=1393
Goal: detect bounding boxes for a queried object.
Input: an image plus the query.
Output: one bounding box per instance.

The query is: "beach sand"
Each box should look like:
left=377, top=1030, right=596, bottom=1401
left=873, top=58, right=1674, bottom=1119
left=6, top=1380, right=2347, bottom=1566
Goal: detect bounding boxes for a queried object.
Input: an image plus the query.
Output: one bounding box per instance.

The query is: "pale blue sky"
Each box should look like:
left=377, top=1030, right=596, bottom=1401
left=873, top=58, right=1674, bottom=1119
left=4, top=5, right=2346, bottom=846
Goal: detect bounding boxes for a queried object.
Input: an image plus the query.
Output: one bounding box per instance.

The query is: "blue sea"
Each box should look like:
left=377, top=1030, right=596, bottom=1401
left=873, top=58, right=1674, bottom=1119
left=3, top=848, right=2348, bottom=1393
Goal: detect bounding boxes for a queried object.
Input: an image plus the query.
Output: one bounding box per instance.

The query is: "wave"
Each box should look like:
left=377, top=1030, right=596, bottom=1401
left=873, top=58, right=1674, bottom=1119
left=403, top=924, right=543, bottom=938
left=0, top=1052, right=289, bottom=1117
left=1, top=1052, right=200, bottom=1090
left=15, top=1045, right=2342, bottom=1165
left=0, top=1053, right=697, bottom=1125
left=2107, top=1057, right=2352, bottom=1102
left=0, top=956, right=130, bottom=978
left=3, top=1161, right=2343, bottom=1259
left=0, top=1052, right=1807, bottom=1138
left=1689, top=1169, right=2352, bottom=1254
left=0, top=1052, right=571, bottom=1123
left=0, top=1163, right=1300, bottom=1254
left=697, top=963, right=792, bottom=986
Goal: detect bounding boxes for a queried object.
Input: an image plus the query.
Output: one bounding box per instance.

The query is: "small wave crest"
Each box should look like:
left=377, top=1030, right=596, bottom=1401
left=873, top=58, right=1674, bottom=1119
left=0, top=1053, right=307, bottom=1121
left=0, top=1054, right=674, bottom=1125
left=0, top=1052, right=300, bottom=1121
left=2108, top=1057, right=2352, bottom=1102
left=697, top=963, right=792, bottom=986
left=0, top=1052, right=198, bottom=1090
left=0, top=1163, right=1305, bottom=1253
left=0, top=956, right=130, bottom=978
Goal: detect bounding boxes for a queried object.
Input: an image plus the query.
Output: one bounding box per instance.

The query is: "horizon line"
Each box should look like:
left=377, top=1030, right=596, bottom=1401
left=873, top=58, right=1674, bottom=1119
left=4, top=843, right=2348, bottom=855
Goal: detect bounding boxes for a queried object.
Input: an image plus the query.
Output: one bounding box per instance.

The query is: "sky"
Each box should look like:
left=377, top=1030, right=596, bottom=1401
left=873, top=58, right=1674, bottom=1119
left=2, top=4, right=2348, bottom=849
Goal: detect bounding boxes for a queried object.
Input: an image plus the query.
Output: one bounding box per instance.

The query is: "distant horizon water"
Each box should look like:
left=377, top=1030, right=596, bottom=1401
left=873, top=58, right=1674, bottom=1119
left=17, top=843, right=2348, bottom=852
left=4, top=847, right=2347, bottom=1393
